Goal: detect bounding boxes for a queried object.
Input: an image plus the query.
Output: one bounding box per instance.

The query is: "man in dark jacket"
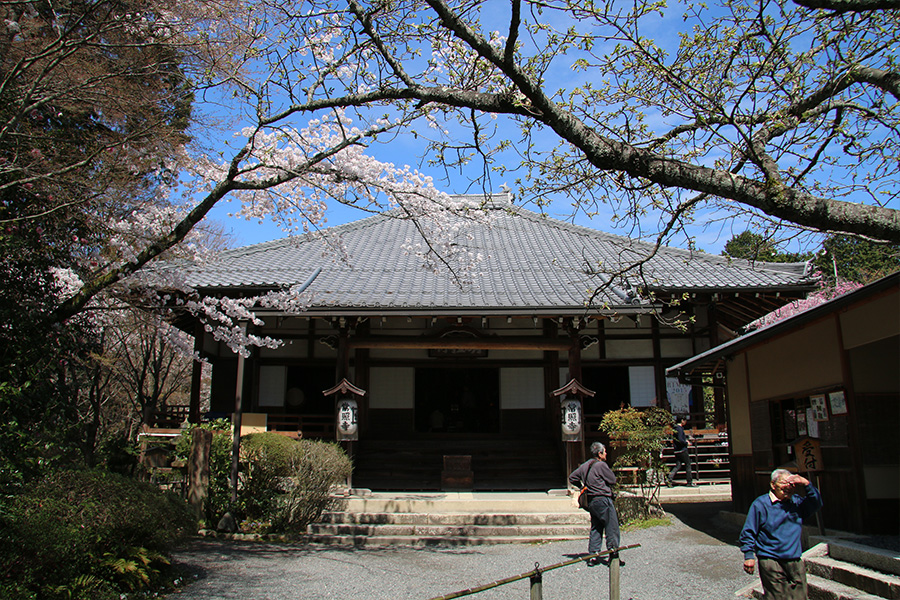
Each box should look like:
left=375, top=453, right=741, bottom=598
left=568, top=441, right=621, bottom=566
left=667, top=415, right=695, bottom=487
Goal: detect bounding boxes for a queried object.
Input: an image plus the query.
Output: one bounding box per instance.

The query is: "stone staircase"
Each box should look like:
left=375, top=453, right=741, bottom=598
left=307, top=491, right=589, bottom=547
left=737, top=538, right=900, bottom=600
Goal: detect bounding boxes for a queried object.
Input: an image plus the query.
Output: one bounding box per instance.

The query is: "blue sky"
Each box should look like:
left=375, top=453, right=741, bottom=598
left=198, top=0, right=886, bottom=258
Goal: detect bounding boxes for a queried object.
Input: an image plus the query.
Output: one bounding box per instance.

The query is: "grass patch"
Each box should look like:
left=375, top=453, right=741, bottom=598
left=622, top=516, right=671, bottom=532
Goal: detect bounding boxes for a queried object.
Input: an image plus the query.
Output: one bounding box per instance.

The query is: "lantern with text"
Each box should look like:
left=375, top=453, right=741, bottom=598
left=323, top=378, right=366, bottom=442
left=551, top=379, right=596, bottom=442
left=336, top=399, right=358, bottom=439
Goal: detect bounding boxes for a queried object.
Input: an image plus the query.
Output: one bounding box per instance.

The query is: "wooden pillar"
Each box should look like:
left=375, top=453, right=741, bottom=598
left=565, top=319, right=586, bottom=474
left=230, top=322, right=247, bottom=507
left=651, top=319, right=664, bottom=406
left=336, top=321, right=352, bottom=484
left=189, top=322, right=204, bottom=424
left=835, top=312, right=866, bottom=532
left=708, top=301, right=727, bottom=425
left=188, top=428, right=213, bottom=519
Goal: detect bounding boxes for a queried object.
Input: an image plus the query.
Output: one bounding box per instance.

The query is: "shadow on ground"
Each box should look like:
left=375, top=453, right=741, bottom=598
left=663, top=500, right=742, bottom=546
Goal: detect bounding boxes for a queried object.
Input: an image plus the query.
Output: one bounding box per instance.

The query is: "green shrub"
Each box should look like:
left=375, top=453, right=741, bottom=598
left=601, top=407, right=673, bottom=519
left=240, top=432, right=307, bottom=519
left=268, top=438, right=352, bottom=533
left=175, top=428, right=351, bottom=533
left=174, top=419, right=232, bottom=527
left=0, top=469, right=196, bottom=599
left=239, top=433, right=351, bottom=532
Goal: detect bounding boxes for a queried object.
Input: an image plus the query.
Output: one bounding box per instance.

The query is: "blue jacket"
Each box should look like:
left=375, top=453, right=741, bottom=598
left=672, top=424, right=689, bottom=452
left=739, top=485, right=823, bottom=560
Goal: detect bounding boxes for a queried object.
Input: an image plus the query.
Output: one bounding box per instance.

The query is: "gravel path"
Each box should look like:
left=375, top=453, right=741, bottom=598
left=168, top=503, right=757, bottom=600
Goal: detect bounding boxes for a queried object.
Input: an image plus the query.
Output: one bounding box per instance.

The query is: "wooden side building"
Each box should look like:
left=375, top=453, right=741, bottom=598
left=668, top=273, right=899, bottom=535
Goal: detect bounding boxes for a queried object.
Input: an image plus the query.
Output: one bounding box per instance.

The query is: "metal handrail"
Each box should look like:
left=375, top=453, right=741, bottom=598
left=425, top=544, right=640, bottom=600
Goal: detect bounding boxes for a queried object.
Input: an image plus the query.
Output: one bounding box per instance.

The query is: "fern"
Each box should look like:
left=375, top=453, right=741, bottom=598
left=50, top=574, right=105, bottom=600
left=102, top=546, right=168, bottom=591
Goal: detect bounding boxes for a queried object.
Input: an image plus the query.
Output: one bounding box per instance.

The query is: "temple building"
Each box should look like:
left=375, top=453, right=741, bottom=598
left=169, top=194, right=816, bottom=491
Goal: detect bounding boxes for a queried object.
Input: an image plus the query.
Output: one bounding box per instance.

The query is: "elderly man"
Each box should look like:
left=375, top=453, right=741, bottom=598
left=568, top=441, right=622, bottom=567
left=739, top=469, right=823, bottom=599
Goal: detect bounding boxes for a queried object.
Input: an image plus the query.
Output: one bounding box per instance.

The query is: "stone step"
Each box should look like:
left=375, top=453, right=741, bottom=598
left=807, top=574, right=886, bottom=600
left=306, top=533, right=584, bottom=547
left=342, top=491, right=579, bottom=514
left=317, top=511, right=587, bottom=525
left=307, top=523, right=588, bottom=538
left=737, top=574, right=885, bottom=600
left=736, top=543, right=899, bottom=600
left=821, top=539, right=900, bottom=578
left=807, top=555, right=900, bottom=599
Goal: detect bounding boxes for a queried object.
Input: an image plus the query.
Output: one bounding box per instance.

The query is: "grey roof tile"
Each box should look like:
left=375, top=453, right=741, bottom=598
left=175, top=197, right=815, bottom=313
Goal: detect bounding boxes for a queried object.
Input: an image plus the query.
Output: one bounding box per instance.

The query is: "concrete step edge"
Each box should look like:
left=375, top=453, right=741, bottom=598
left=318, top=512, right=589, bottom=525
left=806, top=556, right=900, bottom=600
left=305, top=534, right=584, bottom=547
left=308, top=524, right=590, bottom=537
left=342, top=502, right=581, bottom=514
left=807, top=574, right=886, bottom=600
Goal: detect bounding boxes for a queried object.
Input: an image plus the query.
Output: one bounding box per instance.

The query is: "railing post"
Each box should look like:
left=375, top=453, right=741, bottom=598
left=609, top=553, right=620, bottom=600
left=529, top=563, right=542, bottom=600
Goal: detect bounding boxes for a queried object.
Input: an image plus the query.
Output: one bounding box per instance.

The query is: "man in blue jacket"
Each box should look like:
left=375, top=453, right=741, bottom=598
left=739, top=468, right=823, bottom=600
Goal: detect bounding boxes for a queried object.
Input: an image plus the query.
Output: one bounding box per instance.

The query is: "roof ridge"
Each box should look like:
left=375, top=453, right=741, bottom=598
left=216, top=211, right=391, bottom=259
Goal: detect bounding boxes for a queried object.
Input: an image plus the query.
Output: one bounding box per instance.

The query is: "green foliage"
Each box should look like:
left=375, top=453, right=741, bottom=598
left=96, top=433, right=140, bottom=476
left=601, top=407, right=672, bottom=469
left=0, top=238, right=94, bottom=496
left=240, top=432, right=308, bottom=520
left=813, top=234, right=900, bottom=284
left=268, top=438, right=352, bottom=533
left=175, top=420, right=232, bottom=526
left=237, top=433, right=352, bottom=532
left=0, top=469, right=196, bottom=599
left=601, top=407, right=673, bottom=518
left=622, top=516, right=671, bottom=532
left=174, top=428, right=352, bottom=533
left=102, top=547, right=170, bottom=592
left=722, top=231, right=812, bottom=263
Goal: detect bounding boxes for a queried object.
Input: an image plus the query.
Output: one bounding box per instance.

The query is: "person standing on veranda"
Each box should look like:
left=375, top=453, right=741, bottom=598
left=740, top=469, right=823, bottom=600
left=666, top=415, right=696, bottom=487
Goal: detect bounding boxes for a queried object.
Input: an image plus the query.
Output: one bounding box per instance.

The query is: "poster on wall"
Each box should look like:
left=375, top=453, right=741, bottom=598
left=806, top=408, right=819, bottom=438
left=665, top=377, right=692, bottom=416
left=828, top=390, right=848, bottom=415
left=797, top=409, right=808, bottom=437
left=810, top=394, right=829, bottom=421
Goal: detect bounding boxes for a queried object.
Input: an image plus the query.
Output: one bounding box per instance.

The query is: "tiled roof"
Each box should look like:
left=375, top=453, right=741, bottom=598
left=175, top=195, right=815, bottom=314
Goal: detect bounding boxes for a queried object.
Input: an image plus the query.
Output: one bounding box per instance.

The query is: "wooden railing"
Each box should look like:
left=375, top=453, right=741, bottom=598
left=425, top=545, right=639, bottom=600
left=150, top=405, right=191, bottom=429
left=266, top=414, right=335, bottom=440
left=147, top=406, right=336, bottom=441
left=662, top=429, right=730, bottom=482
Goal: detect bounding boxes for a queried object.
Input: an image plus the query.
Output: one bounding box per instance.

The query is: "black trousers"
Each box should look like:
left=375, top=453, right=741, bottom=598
left=668, top=448, right=693, bottom=484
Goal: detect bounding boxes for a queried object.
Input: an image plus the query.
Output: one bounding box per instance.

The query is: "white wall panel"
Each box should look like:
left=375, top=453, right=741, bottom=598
left=500, top=368, right=545, bottom=409
left=369, top=367, right=415, bottom=409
